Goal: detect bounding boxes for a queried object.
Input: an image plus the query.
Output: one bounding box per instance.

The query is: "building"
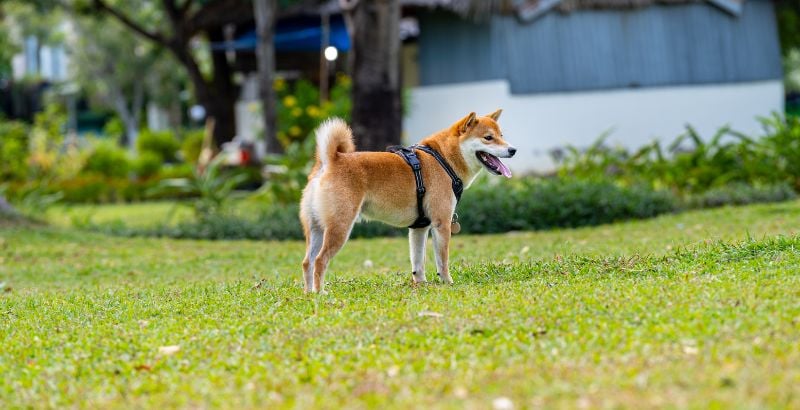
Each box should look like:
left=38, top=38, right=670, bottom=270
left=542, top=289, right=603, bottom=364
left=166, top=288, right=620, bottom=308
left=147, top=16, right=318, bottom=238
left=403, top=0, right=784, bottom=172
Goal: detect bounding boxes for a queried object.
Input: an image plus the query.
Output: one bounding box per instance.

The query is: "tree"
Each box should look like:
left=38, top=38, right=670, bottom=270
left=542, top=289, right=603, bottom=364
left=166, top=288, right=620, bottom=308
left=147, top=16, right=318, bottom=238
left=340, top=0, right=402, bottom=151
left=253, top=0, right=281, bottom=153
left=777, top=0, right=800, bottom=56
left=78, top=0, right=257, bottom=148
left=70, top=13, right=187, bottom=148
left=71, top=18, right=143, bottom=147
left=0, top=9, right=18, bottom=80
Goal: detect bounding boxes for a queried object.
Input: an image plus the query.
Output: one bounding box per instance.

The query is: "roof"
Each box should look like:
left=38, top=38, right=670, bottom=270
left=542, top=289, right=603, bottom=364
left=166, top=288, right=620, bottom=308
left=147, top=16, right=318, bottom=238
left=285, top=0, right=745, bottom=21
left=444, top=0, right=746, bottom=21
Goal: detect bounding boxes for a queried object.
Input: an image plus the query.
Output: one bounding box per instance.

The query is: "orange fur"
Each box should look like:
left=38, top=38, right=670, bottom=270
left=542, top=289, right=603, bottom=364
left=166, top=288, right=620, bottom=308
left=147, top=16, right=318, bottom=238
left=300, top=111, right=515, bottom=293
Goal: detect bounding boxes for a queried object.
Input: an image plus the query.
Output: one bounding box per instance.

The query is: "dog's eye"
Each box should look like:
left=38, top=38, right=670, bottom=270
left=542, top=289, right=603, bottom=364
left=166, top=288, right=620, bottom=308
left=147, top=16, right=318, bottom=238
left=484, top=135, right=493, bottom=141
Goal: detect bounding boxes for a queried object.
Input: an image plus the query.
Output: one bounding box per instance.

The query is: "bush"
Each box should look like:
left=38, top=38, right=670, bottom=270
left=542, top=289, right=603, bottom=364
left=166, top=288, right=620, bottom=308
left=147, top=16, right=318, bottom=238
left=758, top=114, right=800, bottom=190
left=84, top=177, right=679, bottom=240
left=686, top=183, right=797, bottom=209
left=137, top=129, right=180, bottom=162
left=457, top=177, right=678, bottom=234
left=180, top=129, right=205, bottom=164
left=0, top=120, right=30, bottom=181
left=83, top=142, right=130, bottom=178
left=133, top=151, right=163, bottom=179
left=555, top=115, right=800, bottom=195
left=275, top=74, right=351, bottom=147
left=83, top=176, right=800, bottom=241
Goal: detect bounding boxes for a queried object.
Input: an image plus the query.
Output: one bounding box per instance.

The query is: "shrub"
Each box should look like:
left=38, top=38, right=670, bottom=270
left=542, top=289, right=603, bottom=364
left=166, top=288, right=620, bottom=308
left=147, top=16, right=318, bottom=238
left=151, top=156, right=248, bottom=218
left=137, top=129, right=180, bottom=162
left=82, top=142, right=130, bottom=178
left=457, top=177, right=678, bottom=234
left=84, top=177, right=678, bottom=240
left=259, top=137, right=316, bottom=204
left=686, top=183, right=797, bottom=209
left=180, top=129, right=205, bottom=164
left=0, top=120, right=30, bottom=181
left=758, top=114, right=800, bottom=190
left=555, top=115, right=800, bottom=195
left=133, top=151, right=163, bottom=179
left=275, top=74, right=351, bottom=147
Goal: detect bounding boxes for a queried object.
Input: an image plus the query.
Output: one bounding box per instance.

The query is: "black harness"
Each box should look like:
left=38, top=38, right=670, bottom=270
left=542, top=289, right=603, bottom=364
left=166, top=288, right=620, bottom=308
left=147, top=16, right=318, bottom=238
left=387, top=144, right=464, bottom=228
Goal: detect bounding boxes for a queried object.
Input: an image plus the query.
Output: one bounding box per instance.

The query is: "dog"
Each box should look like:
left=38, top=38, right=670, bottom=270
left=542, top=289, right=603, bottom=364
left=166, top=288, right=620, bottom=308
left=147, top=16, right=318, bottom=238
left=299, top=110, right=516, bottom=293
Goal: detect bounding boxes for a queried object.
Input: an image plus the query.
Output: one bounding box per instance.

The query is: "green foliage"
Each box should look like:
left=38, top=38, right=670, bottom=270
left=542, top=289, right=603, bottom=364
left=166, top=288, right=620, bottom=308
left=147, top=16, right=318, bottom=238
left=0, top=20, right=19, bottom=79
left=758, top=114, right=800, bottom=189
left=88, top=177, right=677, bottom=241
left=777, top=1, right=800, bottom=55
left=40, top=171, right=194, bottom=204
left=784, top=49, right=800, bottom=93
left=556, top=114, right=800, bottom=195
left=180, top=129, right=205, bottom=164
left=26, top=102, right=68, bottom=179
left=82, top=141, right=130, bottom=178
left=133, top=151, right=163, bottom=179
left=136, top=129, right=180, bottom=162
left=0, top=120, right=31, bottom=181
left=275, top=74, right=351, bottom=147
left=687, top=182, right=797, bottom=209
left=12, top=184, right=63, bottom=219
left=259, top=137, right=316, bottom=204
left=102, top=116, right=125, bottom=141
left=458, top=177, right=678, bottom=233
left=152, top=156, right=247, bottom=218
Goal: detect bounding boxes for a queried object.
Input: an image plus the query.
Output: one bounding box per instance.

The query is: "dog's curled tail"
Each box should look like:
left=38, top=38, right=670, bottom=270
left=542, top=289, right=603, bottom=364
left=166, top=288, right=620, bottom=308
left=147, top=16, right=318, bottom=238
left=315, top=117, right=355, bottom=168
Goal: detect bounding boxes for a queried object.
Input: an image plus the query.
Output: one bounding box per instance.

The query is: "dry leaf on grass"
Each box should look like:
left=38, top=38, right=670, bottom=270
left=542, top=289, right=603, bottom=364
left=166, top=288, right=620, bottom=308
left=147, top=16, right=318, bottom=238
left=158, top=345, right=181, bottom=355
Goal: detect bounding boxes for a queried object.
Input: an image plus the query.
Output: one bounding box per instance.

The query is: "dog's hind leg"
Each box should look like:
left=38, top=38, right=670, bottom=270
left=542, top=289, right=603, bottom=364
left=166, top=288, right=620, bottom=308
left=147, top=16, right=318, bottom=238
left=301, top=217, right=324, bottom=293
left=312, top=201, right=360, bottom=294
left=409, top=227, right=430, bottom=283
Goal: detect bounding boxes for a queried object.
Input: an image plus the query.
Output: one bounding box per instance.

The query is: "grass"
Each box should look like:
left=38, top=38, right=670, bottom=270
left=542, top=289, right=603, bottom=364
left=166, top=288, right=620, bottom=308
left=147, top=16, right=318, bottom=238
left=2, top=201, right=800, bottom=408
left=44, top=201, right=194, bottom=228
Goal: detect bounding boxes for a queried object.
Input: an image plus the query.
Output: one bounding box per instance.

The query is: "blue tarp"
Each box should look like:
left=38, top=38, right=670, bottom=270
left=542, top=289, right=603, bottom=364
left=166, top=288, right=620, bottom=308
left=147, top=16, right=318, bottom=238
left=211, top=17, right=350, bottom=52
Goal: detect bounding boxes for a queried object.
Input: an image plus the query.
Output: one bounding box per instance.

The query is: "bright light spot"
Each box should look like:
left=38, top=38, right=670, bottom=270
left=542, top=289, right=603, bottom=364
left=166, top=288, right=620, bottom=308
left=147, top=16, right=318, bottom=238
left=324, top=46, right=338, bottom=62
left=189, top=105, right=206, bottom=121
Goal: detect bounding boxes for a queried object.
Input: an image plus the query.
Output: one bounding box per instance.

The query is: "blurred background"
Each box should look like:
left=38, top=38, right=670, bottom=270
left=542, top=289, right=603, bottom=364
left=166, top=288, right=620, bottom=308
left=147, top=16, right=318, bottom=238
left=1, top=0, right=800, bottom=239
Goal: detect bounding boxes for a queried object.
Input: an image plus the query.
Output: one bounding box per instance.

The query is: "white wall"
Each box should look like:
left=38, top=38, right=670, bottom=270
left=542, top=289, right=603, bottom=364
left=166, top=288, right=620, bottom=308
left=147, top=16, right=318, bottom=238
left=403, top=79, right=785, bottom=173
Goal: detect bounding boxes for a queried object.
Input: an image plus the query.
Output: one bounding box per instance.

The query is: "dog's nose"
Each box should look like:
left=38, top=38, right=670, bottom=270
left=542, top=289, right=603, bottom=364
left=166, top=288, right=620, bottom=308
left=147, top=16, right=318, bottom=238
left=508, top=147, right=517, bottom=157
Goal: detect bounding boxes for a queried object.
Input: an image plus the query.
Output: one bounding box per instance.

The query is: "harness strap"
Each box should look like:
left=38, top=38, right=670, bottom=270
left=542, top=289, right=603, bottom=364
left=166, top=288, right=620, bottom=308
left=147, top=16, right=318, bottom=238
left=387, top=146, right=431, bottom=228
left=388, top=144, right=464, bottom=229
left=413, top=145, right=464, bottom=203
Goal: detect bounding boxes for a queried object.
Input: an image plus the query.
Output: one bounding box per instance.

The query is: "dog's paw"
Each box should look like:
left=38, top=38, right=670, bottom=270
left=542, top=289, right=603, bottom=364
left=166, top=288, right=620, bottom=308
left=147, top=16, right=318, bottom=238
left=437, top=272, right=454, bottom=284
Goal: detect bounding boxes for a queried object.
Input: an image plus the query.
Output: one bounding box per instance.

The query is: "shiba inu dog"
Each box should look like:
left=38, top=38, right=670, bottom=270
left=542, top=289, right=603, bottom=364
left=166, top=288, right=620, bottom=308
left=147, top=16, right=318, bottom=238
left=300, top=110, right=516, bottom=293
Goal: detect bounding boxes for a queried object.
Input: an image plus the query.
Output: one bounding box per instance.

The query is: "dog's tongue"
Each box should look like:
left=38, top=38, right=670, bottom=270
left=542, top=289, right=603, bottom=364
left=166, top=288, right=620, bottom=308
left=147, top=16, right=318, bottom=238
left=487, top=155, right=512, bottom=178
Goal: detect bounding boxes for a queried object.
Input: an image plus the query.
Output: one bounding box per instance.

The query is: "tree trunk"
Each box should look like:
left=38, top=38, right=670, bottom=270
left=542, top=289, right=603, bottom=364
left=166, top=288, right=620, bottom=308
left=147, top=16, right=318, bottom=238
left=253, top=0, right=282, bottom=154
left=203, top=28, right=241, bottom=148
left=345, top=0, right=402, bottom=152
left=107, top=78, right=140, bottom=149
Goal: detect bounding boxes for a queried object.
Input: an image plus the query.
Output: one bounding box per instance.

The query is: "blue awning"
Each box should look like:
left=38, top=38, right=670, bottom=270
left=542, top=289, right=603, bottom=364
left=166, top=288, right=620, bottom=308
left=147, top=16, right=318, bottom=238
left=211, top=17, right=350, bottom=52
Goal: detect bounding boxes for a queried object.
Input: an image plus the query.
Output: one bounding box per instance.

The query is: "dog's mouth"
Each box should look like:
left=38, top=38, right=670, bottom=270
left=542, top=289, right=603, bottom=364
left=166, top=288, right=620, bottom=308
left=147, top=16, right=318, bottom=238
left=476, top=151, right=512, bottom=178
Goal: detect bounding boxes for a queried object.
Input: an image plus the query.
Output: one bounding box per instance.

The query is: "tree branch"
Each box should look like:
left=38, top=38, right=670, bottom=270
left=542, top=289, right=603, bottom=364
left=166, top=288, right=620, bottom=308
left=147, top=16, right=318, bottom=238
left=179, top=0, right=194, bottom=15
left=162, top=0, right=182, bottom=24
left=185, top=0, right=253, bottom=35
left=91, top=0, right=166, bottom=44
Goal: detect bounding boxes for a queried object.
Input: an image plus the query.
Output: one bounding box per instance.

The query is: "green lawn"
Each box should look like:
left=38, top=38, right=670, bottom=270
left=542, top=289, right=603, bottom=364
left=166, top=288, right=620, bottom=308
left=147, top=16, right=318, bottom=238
left=2, top=201, right=800, bottom=408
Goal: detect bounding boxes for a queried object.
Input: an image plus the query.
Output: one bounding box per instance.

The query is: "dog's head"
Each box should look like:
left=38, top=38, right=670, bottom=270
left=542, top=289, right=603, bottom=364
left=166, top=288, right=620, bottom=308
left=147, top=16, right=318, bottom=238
left=453, top=109, right=516, bottom=178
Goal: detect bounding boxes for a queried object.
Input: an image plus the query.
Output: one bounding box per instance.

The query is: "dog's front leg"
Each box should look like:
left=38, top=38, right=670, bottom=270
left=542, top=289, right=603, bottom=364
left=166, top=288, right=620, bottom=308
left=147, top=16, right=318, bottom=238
left=409, top=227, right=430, bottom=283
left=431, top=221, right=453, bottom=284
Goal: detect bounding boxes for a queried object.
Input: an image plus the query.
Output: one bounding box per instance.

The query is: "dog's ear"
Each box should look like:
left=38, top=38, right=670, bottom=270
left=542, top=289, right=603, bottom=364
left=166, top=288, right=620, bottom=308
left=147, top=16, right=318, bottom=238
left=455, top=112, right=478, bottom=134
left=486, top=109, right=502, bottom=121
